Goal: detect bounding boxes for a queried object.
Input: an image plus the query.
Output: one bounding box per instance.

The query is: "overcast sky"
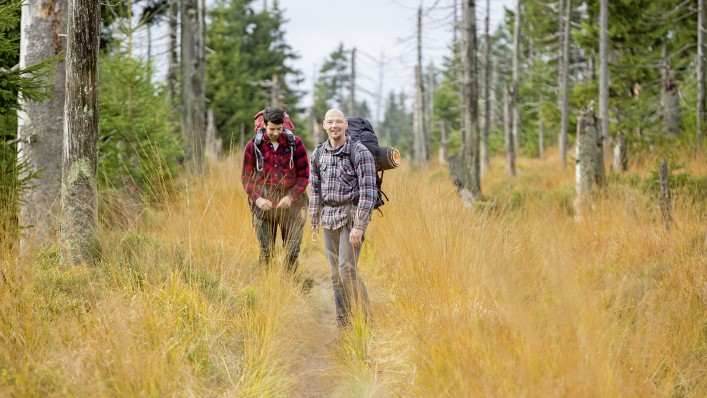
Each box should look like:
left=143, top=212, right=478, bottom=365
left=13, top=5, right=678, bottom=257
left=281, top=0, right=515, bottom=113
left=139, top=0, right=515, bottom=115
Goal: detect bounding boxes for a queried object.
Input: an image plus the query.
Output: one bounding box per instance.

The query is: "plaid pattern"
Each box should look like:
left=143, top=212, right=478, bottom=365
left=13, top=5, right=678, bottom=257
left=241, top=130, right=310, bottom=205
left=309, top=137, right=376, bottom=231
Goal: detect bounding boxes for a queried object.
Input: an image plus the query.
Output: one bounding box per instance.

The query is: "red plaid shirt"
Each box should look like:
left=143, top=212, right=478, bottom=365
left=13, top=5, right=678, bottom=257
left=241, top=130, right=310, bottom=205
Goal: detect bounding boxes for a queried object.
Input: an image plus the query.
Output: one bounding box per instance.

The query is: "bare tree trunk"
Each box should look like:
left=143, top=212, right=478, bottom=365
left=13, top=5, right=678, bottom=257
left=699, top=0, right=705, bottom=152
left=538, top=110, right=545, bottom=159
left=17, top=0, right=66, bottom=250
left=439, top=120, right=448, bottom=165
left=612, top=132, right=627, bottom=171
left=662, top=55, right=682, bottom=136
left=599, top=0, right=610, bottom=161
left=504, top=86, right=516, bottom=176
left=309, top=106, right=322, bottom=144
left=181, top=0, right=206, bottom=173
left=558, top=0, right=571, bottom=169
left=271, top=74, right=284, bottom=107
left=659, top=159, right=673, bottom=230
left=376, top=50, right=385, bottom=125
left=348, top=48, right=356, bottom=115
left=460, top=0, right=481, bottom=195
left=426, top=63, right=435, bottom=144
left=61, top=0, right=100, bottom=265
left=574, top=103, right=605, bottom=217
left=206, top=108, right=221, bottom=163
left=481, top=0, right=491, bottom=174
left=511, top=0, right=522, bottom=156
left=413, top=7, right=429, bottom=167
left=167, top=0, right=179, bottom=101
left=489, top=54, right=498, bottom=132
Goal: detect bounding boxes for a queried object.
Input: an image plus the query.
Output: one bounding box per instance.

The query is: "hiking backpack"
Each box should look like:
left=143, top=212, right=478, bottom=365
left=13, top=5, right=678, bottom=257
left=313, top=117, right=400, bottom=214
left=251, top=109, right=296, bottom=172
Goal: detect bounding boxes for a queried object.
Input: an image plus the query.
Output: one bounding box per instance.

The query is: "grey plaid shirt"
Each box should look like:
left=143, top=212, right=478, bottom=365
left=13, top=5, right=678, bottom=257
left=309, top=137, right=376, bottom=231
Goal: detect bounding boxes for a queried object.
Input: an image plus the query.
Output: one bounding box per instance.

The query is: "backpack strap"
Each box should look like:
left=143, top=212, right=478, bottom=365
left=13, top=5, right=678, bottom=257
left=252, top=129, right=265, bottom=172
left=252, top=128, right=297, bottom=171
left=348, top=139, right=357, bottom=170
left=284, top=129, right=296, bottom=169
left=312, top=141, right=326, bottom=178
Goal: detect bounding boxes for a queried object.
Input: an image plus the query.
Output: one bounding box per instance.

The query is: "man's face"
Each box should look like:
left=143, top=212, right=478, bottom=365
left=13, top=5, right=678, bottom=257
left=265, top=121, right=284, bottom=143
left=323, top=113, right=347, bottom=141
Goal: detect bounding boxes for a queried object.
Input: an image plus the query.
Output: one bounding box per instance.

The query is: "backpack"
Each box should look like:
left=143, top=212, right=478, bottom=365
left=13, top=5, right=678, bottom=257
left=313, top=117, right=400, bottom=214
left=251, top=109, right=296, bottom=172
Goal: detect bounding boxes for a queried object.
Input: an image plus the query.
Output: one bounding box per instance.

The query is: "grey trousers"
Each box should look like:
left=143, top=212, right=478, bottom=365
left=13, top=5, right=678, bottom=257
left=322, top=225, right=370, bottom=326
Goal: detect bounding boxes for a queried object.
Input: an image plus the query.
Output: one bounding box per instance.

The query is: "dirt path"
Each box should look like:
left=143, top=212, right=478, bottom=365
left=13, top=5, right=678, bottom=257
left=289, top=249, right=342, bottom=398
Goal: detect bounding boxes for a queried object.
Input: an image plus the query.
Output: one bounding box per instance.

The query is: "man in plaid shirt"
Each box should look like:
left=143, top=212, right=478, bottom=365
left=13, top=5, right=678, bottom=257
left=241, top=107, right=309, bottom=271
left=309, top=108, right=375, bottom=327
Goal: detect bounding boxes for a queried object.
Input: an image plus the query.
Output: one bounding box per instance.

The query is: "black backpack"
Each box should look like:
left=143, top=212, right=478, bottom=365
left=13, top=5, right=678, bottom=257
left=313, top=117, right=400, bottom=214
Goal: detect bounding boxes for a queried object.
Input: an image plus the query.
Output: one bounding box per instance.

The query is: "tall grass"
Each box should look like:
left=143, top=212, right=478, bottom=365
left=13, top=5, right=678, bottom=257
left=1, top=150, right=705, bottom=397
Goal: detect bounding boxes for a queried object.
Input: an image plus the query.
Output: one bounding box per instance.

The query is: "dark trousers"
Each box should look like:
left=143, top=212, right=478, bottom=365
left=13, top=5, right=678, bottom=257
left=253, top=203, right=304, bottom=271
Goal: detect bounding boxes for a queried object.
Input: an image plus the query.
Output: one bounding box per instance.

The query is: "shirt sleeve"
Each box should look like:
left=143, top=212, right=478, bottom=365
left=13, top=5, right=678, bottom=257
left=308, top=146, right=322, bottom=228
left=288, top=137, right=310, bottom=201
left=352, top=143, right=376, bottom=230
left=240, top=140, right=261, bottom=202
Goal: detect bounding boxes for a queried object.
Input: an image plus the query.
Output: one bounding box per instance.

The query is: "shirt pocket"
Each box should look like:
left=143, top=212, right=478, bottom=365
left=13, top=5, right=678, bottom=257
left=339, top=157, right=357, bottom=187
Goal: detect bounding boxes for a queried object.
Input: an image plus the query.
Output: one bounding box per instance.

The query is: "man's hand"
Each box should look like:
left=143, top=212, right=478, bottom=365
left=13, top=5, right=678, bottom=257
left=276, top=195, right=293, bottom=209
left=349, top=227, right=364, bottom=247
left=255, top=197, right=273, bottom=211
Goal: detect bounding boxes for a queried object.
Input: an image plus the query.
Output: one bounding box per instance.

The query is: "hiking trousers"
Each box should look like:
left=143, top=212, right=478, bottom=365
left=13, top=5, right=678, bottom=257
left=253, top=203, right=304, bottom=271
left=322, top=225, right=370, bottom=326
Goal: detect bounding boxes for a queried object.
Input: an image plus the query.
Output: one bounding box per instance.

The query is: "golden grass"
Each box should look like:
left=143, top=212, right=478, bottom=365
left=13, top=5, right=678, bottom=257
left=1, top=149, right=705, bottom=397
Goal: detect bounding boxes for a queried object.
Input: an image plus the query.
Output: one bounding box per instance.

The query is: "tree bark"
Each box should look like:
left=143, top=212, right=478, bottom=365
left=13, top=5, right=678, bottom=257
left=612, top=132, right=627, bottom=172
left=558, top=0, right=571, bottom=169
left=17, top=0, right=66, bottom=249
left=461, top=0, right=481, bottom=195
left=511, top=0, right=522, bottom=155
left=167, top=0, right=179, bottom=101
left=206, top=108, right=221, bottom=163
left=698, top=0, right=706, bottom=152
left=599, top=0, right=610, bottom=160
left=61, top=0, right=101, bottom=265
left=181, top=0, right=206, bottom=173
left=659, top=159, right=672, bottom=230
left=348, top=48, right=356, bottom=116
left=481, top=0, right=491, bottom=174
left=662, top=54, right=682, bottom=136
left=504, top=86, right=516, bottom=176
left=413, top=7, right=429, bottom=167
left=439, top=119, right=448, bottom=165
left=574, top=103, right=605, bottom=216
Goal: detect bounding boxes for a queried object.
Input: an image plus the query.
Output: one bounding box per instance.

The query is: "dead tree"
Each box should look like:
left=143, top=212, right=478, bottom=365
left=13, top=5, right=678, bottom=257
left=558, top=0, right=571, bottom=168
left=659, top=159, right=673, bottom=230
left=698, top=0, right=706, bottom=152
left=504, top=86, right=516, bottom=176
left=181, top=0, right=206, bottom=173
left=612, top=133, right=628, bottom=172
left=599, top=0, right=610, bottom=159
left=461, top=0, right=481, bottom=195
left=17, top=0, right=66, bottom=249
left=413, top=7, right=429, bottom=167
left=574, top=103, right=605, bottom=217
left=511, top=0, right=522, bottom=155
left=481, top=0, right=491, bottom=173
left=61, top=0, right=101, bottom=265
left=662, top=51, right=682, bottom=136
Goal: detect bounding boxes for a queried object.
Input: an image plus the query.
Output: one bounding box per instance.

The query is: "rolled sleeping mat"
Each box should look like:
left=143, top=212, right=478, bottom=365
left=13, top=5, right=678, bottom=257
left=374, top=146, right=401, bottom=171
